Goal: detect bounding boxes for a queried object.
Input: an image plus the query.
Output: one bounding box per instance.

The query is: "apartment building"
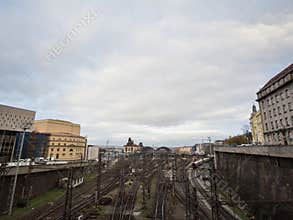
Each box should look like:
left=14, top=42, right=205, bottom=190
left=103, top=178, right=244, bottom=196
left=257, top=64, right=293, bottom=145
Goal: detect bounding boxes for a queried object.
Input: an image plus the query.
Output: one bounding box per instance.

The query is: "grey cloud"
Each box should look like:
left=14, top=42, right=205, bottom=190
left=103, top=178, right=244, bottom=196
left=1, top=1, right=293, bottom=145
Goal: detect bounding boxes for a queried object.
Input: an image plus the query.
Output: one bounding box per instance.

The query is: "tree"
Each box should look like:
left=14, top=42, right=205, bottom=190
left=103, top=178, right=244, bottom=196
left=224, top=134, right=251, bottom=145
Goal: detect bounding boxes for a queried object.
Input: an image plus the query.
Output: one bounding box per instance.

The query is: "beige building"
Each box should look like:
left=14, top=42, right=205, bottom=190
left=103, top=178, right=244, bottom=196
left=33, top=119, right=80, bottom=135
left=175, top=146, right=193, bottom=155
left=250, top=105, right=265, bottom=144
left=123, top=138, right=142, bottom=154
left=33, top=119, right=86, bottom=161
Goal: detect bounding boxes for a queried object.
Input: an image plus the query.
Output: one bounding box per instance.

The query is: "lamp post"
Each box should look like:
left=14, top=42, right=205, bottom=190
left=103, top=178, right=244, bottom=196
left=9, top=122, right=31, bottom=216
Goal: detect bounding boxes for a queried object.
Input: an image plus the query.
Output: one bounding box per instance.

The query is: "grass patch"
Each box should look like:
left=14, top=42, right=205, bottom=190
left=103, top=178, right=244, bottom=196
left=0, top=188, right=65, bottom=220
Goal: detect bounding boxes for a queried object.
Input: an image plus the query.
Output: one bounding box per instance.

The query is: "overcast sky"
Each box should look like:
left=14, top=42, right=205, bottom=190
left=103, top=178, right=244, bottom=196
left=1, top=1, right=293, bottom=146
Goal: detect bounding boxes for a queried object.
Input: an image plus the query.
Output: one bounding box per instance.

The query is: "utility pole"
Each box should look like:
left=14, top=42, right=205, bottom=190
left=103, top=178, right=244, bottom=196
left=63, top=168, right=73, bottom=220
left=184, top=170, right=191, bottom=220
left=84, top=135, right=88, bottom=161
left=208, top=136, right=212, bottom=156
left=210, top=161, right=219, bottom=220
left=9, top=123, right=31, bottom=216
left=171, top=153, right=177, bottom=204
left=192, top=186, right=198, bottom=220
left=22, top=158, right=33, bottom=207
left=142, top=151, right=146, bottom=208
left=95, top=151, right=102, bottom=207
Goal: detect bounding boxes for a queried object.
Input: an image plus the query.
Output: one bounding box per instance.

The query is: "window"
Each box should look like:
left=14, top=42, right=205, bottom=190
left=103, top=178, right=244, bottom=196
left=278, top=106, right=281, bottom=115
left=275, top=120, right=278, bottom=129
left=269, top=110, right=272, bottom=118
left=285, top=89, right=289, bottom=98
left=271, top=122, right=274, bottom=130
left=57, top=148, right=59, bottom=151
left=63, top=148, right=66, bottom=151
left=275, top=94, right=279, bottom=103
left=272, top=133, right=276, bottom=142
left=285, top=117, right=289, bottom=126
left=267, top=135, right=271, bottom=142
left=51, top=148, right=54, bottom=151
left=289, top=102, right=292, bottom=111
left=273, top=108, right=276, bottom=116
left=56, top=154, right=59, bottom=159
left=280, top=119, right=283, bottom=127
left=271, top=97, right=274, bottom=105
left=283, top=104, right=287, bottom=113
left=70, top=148, right=73, bottom=152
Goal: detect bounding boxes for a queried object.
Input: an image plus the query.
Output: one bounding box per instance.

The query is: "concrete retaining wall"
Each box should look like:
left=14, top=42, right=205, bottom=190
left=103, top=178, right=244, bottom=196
left=214, top=146, right=293, bottom=220
left=0, top=164, right=92, bottom=214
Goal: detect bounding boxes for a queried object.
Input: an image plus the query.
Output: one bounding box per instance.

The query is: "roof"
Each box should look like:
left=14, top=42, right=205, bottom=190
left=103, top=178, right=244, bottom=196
left=0, top=103, right=35, bottom=114
left=34, top=119, right=79, bottom=125
left=259, top=63, right=293, bottom=92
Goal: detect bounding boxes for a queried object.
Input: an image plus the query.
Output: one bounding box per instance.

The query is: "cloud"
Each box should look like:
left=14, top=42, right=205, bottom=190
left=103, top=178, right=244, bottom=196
left=0, top=1, right=293, bottom=146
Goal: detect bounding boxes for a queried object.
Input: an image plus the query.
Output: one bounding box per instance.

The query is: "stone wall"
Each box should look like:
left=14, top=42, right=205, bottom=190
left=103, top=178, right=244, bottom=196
left=0, top=166, right=88, bottom=214
left=215, top=146, right=293, bottom=220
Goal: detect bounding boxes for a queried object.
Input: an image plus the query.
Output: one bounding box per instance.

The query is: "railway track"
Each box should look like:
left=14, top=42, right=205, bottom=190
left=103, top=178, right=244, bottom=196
left=175, top=187, right=211, bottom=220
left=58, top=177, right=120, bottom=220
left=111, top=158, right=158, bottom=220
left=190, top=163, right=237, bottom=220
left=111, top=179, right=140, bottom=220
left=21, top=159, right=130, bottom=220
left=33, top=175, right=120, bottom=220
left=153, top=180, right=169, bottom=220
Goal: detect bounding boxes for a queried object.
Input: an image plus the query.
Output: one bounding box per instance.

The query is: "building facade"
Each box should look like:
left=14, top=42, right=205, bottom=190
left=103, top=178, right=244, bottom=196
left=87, top=145, right=100, bottom=160
left=47, top=133, right=86, bottom=160
left=0, top=104, right=36, bottom=162
left=195, top=143, right=213, bottom=155
left=175, top=146, right=193, bottom=155
left=123, top=138, right=142, bottom=154
left=33, top=119, right=86, bottom=160
left=0, top=104, right=35, bottom=132
left=257, top=64, right=293, bottom=145
left=33, top=119, right=80, bottom=135
left=249, top=105, right=265, bottom=144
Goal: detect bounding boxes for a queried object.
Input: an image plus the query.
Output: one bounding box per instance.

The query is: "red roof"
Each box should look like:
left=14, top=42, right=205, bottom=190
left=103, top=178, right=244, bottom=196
left=260, top=63, right=293, bottom=92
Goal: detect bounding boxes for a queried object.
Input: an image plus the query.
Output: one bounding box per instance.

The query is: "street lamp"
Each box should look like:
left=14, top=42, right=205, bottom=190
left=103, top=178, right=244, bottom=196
left=9, top=122, right=32, bottom=215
